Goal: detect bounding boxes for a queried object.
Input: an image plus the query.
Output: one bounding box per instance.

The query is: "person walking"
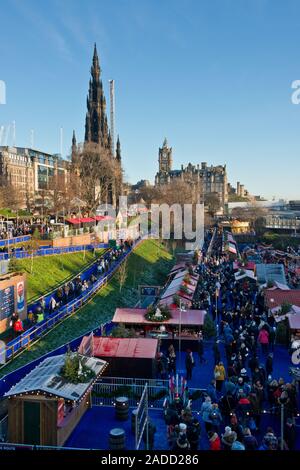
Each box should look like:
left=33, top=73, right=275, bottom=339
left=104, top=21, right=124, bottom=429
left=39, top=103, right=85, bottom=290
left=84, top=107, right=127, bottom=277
left=243, top=427, right=258, bottom=450
left=258, top=328, right=269, bottom=355
left=185, top=350, right=195, bottom=380
left=168, top=344, right=176, bottom=375
left=213, top=341, right=221, bottom=365
left=266, top=353, right=273, bottom=378
left=208, top=431, right=221, bottom=450
left=214, top=361, right=226, bottom=392
left=284, top=418, right=296, bottom=450
left=200, top=396, right=213, bottom=433
left=198, top=332, right=206, bottom=364
left=13, top=318, right=24, bottom=337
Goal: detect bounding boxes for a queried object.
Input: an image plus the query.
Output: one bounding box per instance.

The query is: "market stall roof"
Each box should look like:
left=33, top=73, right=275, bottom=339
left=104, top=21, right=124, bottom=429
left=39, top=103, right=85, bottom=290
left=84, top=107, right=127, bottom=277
left=80, top=337, right=158, bottom=359
left=265, top=281, right=290, bottom=291
left=112, top=308, right=206, bottom=326
left=4, top=354, right=107, bottom=401
left=234, top=269, right=257, bottom=282
left=95, top=215, right=114, bottom=221
left=288, top=315, right=300, bottom=330
left=65, top=218, right=81, bottom=225
left=256, top=263, right=287, bottom=286
left=233, top=261, right=256, bottom=271
left=265, top=289, right=300, bottom=309
left=80, top=217, right=95, bottom=223
left=160, top=270, right=198, bottom=301
left=169, top=263, right=187, bottom=275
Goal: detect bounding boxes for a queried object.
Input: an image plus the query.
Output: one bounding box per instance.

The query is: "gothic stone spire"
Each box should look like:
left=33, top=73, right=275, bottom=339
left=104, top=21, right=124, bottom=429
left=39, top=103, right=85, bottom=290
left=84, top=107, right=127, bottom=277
left=84, top=43, right=110, bottom=148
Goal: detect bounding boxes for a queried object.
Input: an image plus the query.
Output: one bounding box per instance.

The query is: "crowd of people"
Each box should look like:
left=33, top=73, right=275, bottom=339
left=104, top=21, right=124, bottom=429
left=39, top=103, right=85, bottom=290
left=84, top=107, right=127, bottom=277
left=160, top=232, right=299, bottom=451
left=0, top=221, right=32, bottom=240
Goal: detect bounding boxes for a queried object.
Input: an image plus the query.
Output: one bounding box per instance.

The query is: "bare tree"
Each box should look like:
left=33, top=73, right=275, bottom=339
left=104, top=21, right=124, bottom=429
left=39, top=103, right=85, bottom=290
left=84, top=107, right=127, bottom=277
left=47, top=173, right=68, bottom=220
left=0, top=177, right=23, bottom=212
left=27, top=234, right=41, bottom=274
left=139, top=184, right=161, bottom=207
left=231, top=202, right=267, bottom=233
left=205, top=192, right=221, bottom=217
left=117, top=258, right=128, bottom=292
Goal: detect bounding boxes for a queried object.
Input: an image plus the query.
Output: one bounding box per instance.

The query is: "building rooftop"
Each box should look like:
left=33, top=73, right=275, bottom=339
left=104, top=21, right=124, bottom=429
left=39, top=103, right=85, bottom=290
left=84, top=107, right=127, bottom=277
left=256, top=263, right=287, bottom=286
left=265, top=289, right=300, bottom=309
left=79, top=336, right=159, bottom=359
left=4, top=354, right=107, bottom=401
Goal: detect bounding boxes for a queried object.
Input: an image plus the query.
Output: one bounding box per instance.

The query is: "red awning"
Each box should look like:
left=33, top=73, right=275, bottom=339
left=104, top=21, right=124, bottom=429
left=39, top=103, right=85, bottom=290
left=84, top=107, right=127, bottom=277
left=80, top=217, right=95, bottom=223
left=89, top=337, right=158, bottom=359
left=65, top=218, right=81, bottom=225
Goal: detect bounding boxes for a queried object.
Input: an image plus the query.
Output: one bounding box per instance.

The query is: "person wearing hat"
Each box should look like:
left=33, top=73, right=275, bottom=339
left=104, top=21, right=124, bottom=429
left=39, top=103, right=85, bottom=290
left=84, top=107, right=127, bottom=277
left=221, top=426, right=237, bottom=450
left=259, top=428, right=278, bottom=450
left=172, top=423, right=190, bottom=450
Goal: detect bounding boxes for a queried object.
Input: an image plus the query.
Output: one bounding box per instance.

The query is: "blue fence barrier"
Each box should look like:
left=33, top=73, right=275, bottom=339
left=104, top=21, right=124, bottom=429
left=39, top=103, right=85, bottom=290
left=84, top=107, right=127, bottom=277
left=0, top=242, right=109, bottom=260
left=0, top=239, right=141, bottom=369
left=0, top=235, right=31, bottom=247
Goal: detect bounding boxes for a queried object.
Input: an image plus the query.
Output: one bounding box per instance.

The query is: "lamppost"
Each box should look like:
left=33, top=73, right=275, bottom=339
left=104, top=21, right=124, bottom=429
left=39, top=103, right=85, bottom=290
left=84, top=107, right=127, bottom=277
left=279, top=392, right=288, bottom=450
left=178, top=299, right=186, bottom=373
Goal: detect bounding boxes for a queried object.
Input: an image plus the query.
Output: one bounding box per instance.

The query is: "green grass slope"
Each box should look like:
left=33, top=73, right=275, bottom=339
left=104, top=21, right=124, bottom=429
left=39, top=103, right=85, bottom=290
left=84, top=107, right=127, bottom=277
left=0, top=240, right=174, bottom=377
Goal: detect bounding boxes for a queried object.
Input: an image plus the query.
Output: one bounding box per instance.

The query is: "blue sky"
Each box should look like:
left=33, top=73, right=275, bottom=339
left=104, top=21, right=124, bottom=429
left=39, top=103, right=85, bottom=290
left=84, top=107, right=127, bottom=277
left=1, top=0, right=300, bottom=199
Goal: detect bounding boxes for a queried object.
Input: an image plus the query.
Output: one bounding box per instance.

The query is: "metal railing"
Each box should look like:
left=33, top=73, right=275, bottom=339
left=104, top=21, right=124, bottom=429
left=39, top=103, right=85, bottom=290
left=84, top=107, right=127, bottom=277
left=0, top=235, right=31, bottom=248
left=92, top=377, right=207, bottom=411
left=0, top=414, right=8, bottom=442
left=0, top=242, right=109, bottom=261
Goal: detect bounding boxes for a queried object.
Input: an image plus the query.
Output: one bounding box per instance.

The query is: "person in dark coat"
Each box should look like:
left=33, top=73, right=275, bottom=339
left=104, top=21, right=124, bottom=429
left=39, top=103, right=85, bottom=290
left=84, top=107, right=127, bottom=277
left=284, top=418, right=296, bottom=450
left=243, top=428, right=258, bottom=450
left=197, top=332, right=206, bottom=364
left=143, top=419, right=157, bottom=450
left=185, top=350, right=195, bottom=380
left=182, top=411, right=201, bottom=451
left=266, top=353, right=273, bottom=377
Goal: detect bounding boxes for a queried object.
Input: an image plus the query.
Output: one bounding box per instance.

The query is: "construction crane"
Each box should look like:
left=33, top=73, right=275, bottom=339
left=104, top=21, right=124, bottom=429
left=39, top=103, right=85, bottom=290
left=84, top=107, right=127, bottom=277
left=109, top=79, right=115, bottom=156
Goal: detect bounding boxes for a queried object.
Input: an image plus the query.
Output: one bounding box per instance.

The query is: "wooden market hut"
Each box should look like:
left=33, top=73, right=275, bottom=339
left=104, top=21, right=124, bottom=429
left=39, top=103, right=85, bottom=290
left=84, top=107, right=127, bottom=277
left=79, top=336, right=159, bottom=379
left=112, top=308, right=206, bottom=351
left=5, top=354, right=107, bottom=447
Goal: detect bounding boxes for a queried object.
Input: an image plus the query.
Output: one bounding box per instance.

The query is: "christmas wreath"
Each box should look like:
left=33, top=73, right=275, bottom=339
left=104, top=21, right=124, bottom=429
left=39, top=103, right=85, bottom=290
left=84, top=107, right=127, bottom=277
left=60, top=351, right=96, bottom=384
left=145, top=304, right=172, bottom=322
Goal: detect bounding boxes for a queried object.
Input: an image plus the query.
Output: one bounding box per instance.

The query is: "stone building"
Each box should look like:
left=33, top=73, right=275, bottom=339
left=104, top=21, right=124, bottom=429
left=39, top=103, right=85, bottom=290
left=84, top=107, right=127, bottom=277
left=154, top=139, right=228, bottom=208
left=0, top=146, right=70, bottom=208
